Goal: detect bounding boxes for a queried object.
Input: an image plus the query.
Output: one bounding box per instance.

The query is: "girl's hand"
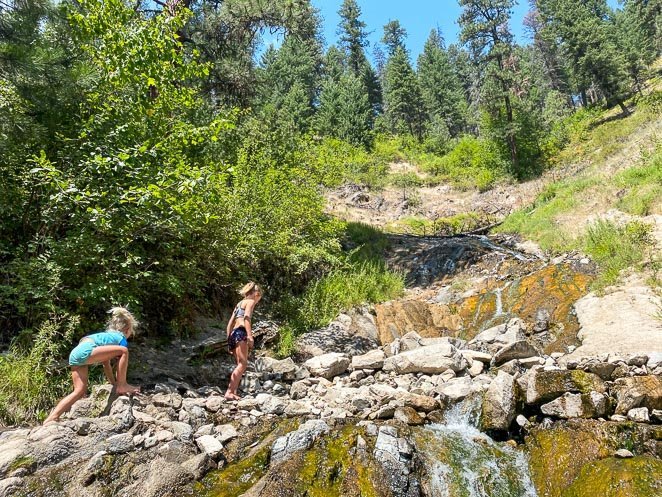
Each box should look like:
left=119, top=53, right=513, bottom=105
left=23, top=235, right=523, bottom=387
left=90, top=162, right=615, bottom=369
left=247, top=336, right=254, bottom=350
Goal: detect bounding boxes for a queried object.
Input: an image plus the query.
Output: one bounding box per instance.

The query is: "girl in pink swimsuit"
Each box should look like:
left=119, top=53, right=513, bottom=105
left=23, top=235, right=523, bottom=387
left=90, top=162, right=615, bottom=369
left=225, top=282, right=262, bottom=400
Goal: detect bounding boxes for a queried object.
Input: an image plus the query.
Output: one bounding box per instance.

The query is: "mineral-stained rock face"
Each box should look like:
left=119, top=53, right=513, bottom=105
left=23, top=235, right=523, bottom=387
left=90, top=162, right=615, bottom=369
left=540, top=392, right=608, bottom=419
left=526, top=419, right=662, bottom=497
left=526, top=370, right=606, bottom=405
left=612, top=375, right=662, bottom=415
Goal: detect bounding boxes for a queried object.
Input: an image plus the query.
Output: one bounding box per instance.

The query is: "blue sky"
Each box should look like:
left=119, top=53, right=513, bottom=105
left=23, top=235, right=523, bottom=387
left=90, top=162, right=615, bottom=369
left=310, top=0, right=621, bottom=61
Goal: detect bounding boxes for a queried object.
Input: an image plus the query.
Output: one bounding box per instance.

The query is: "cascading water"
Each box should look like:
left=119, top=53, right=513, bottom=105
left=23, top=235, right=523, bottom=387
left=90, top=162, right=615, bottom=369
left=414, top=397, right=538, bottom=497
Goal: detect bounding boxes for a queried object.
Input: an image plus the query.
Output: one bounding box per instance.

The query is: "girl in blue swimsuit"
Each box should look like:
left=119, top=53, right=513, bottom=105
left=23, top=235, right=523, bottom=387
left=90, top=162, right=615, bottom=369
left=225, top=282, right=262, bottom=400
left=44, top=307, right=141, bottom=424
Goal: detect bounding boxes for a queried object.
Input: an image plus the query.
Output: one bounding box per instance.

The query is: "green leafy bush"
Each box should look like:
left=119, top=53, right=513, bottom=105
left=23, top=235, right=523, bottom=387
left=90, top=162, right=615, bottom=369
left=0, top=316, right=77, bottom=425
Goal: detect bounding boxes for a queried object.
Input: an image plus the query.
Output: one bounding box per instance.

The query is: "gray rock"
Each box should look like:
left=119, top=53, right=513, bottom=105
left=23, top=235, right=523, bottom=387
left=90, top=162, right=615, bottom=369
left=106, top=433, right=135, bottom=454
left=162, top=421, right=193, bottom=442
left=214, top=424, right=239, bottom=443
left=437, top=377, right=472, bottom=401
left=352, top=349, right=386, bottom=370
left=468, top=360, right=484, bottom=377
left=181, top=453, right=215, bottom=480
left=373, top=426, right=418, bottom=497
left=383, top=343, right=466, bottom=375
left=304, top=353, right=350, bottom=379
left=289, top=380, right=310, bottom=400
left=121, top=457, right=193, bottom=497
left=205, top=396, right=223, bottom=413
left=470, top=318, right=525, bottom=346
left=612, top=375, right=662, bottom=415
left=152, top=393, right=183, bottom=410
left=196, top=435, right=223, bottom=459
left=533, top=309, right=550, bottom=333
left=256, top=357, right=298, bottom=380
left=271, top=420, right=330, bottom=465
left=256, top=393, right=288, bottom=415
left=460, top=350, right=492, bottom=363
left=81, top=451, right=108, bottom=486
left=540, top=392, right=607, bottom=419
left=0, top=440, right=27, bottom=478
left=525, top=370, right=606, bottom=405
left=481, top=371, right=516, bottom=431
left=627, top=407, right=650, bottom=423
left=0, top=477, right=23, bottom=497
left=492, top=341, right=540, bottom=366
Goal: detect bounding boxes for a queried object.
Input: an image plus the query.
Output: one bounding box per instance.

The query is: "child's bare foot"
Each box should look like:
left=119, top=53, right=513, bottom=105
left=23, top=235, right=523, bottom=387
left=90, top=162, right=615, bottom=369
left=43, top=418, right=58, bottom=426
left=224, top=392, right=240, bottom=401
left=116, top=383, right=141, bottom=395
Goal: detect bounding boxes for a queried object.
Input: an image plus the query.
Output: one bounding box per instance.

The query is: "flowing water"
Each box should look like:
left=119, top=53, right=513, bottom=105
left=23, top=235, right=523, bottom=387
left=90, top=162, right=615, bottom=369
left=414, top=398, right=538, bottom=497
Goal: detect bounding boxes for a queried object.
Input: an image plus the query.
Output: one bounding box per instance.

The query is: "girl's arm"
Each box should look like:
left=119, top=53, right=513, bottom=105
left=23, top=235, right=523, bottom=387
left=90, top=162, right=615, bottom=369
left=244, top=300, right=256, bottom=348
left=103, top=360, right=116, bottom=385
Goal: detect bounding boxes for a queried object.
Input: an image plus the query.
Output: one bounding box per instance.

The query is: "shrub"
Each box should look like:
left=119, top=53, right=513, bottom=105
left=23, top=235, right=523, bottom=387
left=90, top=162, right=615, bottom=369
left=0, top=315, right=78, bottom=425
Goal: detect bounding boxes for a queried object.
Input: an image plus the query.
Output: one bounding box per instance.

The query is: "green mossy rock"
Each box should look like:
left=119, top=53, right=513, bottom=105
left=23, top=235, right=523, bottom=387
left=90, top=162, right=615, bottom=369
left=561, top=456, right=662, bottom=497
left=526, top=420, right=661, bottom=497
left=526, top=370, right=605, bottom=405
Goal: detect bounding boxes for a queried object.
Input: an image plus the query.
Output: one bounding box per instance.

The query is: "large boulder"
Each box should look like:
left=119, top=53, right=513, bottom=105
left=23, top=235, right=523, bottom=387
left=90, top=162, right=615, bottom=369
left=540, top=392, right=608, bottom=419
left=351, top=349, right=386, bottom=370
left=255, top=357, right=298, bottom=380
left=526, top=370, right=605, bottom=405
left=470, top=318, right=525, bottom=346
left=383, top=343, right=467, bottom=375
left=481, top=371, right=517, bottom=431
left=492, top=340, right=540, bottom=366
left=304, top=352, right=350, bottom=379
left=612, top=375, right=662, bottom=415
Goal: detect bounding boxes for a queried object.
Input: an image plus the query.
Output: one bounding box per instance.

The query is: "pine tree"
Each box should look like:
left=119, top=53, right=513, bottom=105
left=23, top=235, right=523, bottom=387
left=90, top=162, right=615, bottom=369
left=382, top=20, right=407, bottom=56
left=536, top=0, right=632, bottom=113
left=459, top=0, right=518, bottom=168
left=417, top=29, right=467, bottom=137
left=256, top=33, right=322, bottom=131
left=382, top=45, right=425, bottom=139
left=315, top=72, right=372, bottom=148
left=337, top=0, right=369, bottom=76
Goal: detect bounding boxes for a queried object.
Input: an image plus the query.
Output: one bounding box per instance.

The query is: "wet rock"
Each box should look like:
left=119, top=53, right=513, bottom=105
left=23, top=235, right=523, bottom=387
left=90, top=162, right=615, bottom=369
left=351, top=349, right=385, bottom=370
left=304, top=352, right=350, bottom=379
left=436, top=376, right=472, bottom=401
left=81, top=451, right=108, bottom=485
left=373, top=425, right=418, bottom=497
left=533, top=308, right=551, bottom=333
left=612, top=375, right=662, bottom=415
left=383, top=343, right=466, bottom=375
left=271, top=420, right=330, bottom=465
left=540, top=392, right=608, bottom=419
left=492, top=340, right=541, bottom=366
left=393, top=406, right=424, bottom=426
left=481, top=371, right=517, bottom=431
left=526, top=370, right=605, bottom=405
left=627, top=407, right=650, bottom=423
left=196, top=435, right=223, bottom=459
left=470, top=318, right=525, bottom=346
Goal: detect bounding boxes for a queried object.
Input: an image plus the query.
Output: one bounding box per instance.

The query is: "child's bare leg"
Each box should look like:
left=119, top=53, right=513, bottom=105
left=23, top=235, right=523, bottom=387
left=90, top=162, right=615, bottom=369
left=225, top=342, right=248, bottom=400
left=88, top=346, right=140, bottom=394
left=44, top=366, right=88, bottom=424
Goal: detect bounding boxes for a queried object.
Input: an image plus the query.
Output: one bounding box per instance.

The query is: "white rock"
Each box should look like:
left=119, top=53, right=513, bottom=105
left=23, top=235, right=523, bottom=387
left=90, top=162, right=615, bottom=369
left=304, top=352, right=350, bottom=379
left=627, top=407, right=650, bottom=423
left=352, top=349, right=385, bottom=370
left=196, top=435, right=223, bottom=459
left=383, top=343, right=466, bottom=375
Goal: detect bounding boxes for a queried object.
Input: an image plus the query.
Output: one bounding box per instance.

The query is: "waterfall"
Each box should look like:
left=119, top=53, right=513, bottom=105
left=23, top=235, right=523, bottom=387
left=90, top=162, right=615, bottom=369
left=414, top=398, right=538, bottom=497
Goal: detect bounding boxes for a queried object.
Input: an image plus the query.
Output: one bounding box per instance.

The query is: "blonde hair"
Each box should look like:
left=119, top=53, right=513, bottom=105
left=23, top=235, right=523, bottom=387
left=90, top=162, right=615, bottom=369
left=107, top=307, right=139, bottom=336
left=239, top=281, right=262, bottom=298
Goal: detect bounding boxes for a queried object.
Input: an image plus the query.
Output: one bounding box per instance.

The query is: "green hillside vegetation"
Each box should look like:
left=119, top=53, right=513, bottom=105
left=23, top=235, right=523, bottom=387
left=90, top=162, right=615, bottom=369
left=496, top=89, right=661, bottom=291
